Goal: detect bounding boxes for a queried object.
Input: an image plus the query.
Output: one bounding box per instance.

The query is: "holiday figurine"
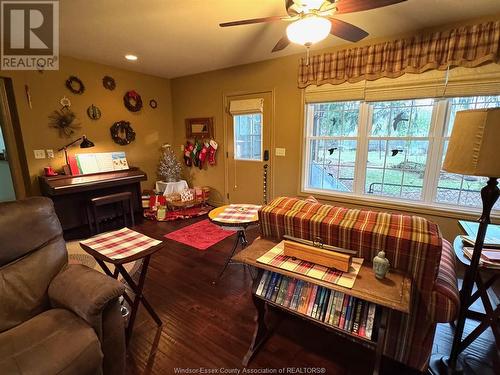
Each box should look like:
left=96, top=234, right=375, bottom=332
left=157, top=143, right=181, bottom=182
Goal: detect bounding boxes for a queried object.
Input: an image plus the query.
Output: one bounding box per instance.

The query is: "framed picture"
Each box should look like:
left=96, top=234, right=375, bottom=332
left=185, top=117, right=214, bottom=139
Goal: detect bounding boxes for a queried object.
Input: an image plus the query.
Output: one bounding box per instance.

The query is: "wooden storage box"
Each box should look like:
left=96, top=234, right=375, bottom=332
left=283, top=240, right=352, bottom=272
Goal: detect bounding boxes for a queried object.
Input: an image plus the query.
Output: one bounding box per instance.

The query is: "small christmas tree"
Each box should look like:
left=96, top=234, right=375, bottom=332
left=157, top=144, right=181, bottom=182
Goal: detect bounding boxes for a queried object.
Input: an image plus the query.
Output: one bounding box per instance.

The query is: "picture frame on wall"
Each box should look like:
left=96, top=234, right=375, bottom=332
left=185, top=117, right=214, bottom=139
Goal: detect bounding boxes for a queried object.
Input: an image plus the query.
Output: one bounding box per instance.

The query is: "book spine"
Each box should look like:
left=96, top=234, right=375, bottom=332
left=265, top=273, right=279, bottom=300
left=332, top=291, right=344, bottom=326
left=339, top=294, right=350, bottom=330
left=319, top=289, right=331, bottom=322
left=359, top=301, right=368, bottom=338
left=270, top=275, right=283, bottom=302
left=276, top=277, right=289, bottom=305
left=306, top=285, right=319, bottom=316
left=298, top=283, right=310, bottom=313
left=365, top=303, right=377, bottom=340
left=290, top=280, right=303, bottom=310
left=255, top=271, right=270, bottom=296
left=352, top=299, right=363, bottom=334
left=311, top=286, right=323, bottom=318
left=325, top=291, right=336, bottom=323
left=345, top=297, right=355, bottom=332
left=283, top=278, right=297, bottom=307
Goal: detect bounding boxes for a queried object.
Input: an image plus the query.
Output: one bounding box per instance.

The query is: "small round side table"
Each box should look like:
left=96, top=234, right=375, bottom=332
left=209, top=204, right=260, bottom=284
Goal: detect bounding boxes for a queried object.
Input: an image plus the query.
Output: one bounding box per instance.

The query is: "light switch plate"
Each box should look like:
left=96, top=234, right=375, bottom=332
left=33, top=149, right=46, bottom=159
left=275, top=147, right=286, bottom=156
left=46, top=149, right=54, bottom=158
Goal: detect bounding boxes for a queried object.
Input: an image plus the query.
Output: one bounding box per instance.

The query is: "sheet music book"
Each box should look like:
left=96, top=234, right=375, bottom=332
left=75, top=152, right=129, bottom=174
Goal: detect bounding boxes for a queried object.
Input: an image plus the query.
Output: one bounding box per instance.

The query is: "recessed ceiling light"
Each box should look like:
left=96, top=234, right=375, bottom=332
left=125, top=54, right=138, bottom=61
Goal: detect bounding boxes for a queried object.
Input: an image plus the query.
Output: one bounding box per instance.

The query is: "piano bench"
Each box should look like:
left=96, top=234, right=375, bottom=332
left=87, top=192, right=135, bottom=235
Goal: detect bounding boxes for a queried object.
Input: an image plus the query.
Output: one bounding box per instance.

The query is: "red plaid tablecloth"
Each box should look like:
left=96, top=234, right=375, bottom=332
left=80, top=227, right=162, bottom=260
left=213, top=204, right=261, bottom=224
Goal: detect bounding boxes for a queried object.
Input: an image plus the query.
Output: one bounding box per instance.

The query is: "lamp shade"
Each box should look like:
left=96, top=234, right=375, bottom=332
left=443, top=108, right=500, bottom=177
left=79, top=135, right=94, bottom=148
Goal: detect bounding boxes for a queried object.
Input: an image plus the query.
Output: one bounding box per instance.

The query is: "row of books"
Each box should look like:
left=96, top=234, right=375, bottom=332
left=255, top=271, right=378, bottom=340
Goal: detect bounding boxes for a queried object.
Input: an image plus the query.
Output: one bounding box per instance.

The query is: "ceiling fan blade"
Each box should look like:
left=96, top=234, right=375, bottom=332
left=272, top=36, right=290, bottom=52
left=285, top=0, right=298, bottom=16
left=329, top=18, right=369, bottom=42
left=335, top=0, right=407, bottom=14
left=220, top=15, right=286, bottom=27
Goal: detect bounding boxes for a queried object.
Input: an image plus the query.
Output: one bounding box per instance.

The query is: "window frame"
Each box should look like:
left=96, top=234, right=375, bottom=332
left=301, top=97, right=499, bottom=216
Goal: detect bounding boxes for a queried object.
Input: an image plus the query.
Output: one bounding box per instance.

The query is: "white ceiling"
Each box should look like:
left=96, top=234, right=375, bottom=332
left=60, top=0, right=500, bottom=79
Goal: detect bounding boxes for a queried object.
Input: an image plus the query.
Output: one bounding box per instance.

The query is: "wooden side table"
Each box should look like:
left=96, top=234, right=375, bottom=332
left=233, top=238, right=412, bottom=375
left=208, top=204, right=260, bottom=283
left=452, top=237, right=499, bottom=352
left=80, top=227, right=164, bottom=344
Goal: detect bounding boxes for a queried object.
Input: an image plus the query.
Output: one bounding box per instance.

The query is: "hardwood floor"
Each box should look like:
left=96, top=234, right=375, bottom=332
left=124, top=216, right=497, bottom=375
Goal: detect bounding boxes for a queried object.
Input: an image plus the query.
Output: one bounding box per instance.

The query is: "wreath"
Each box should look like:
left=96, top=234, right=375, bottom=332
left=110, top=120, right=136, bottom=145
left=65, top=76, right=85, bottom=94
left=149, top=99, right=158, bottom=109
left=123, top=90, right=142, bottom=112
left=102, top=76, right=116, bottom=90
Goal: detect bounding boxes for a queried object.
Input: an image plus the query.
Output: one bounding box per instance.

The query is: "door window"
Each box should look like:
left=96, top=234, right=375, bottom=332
left=234, top=113, right=262, bottom=161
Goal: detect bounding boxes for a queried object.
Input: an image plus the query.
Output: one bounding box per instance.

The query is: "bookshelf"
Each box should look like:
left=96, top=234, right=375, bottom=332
left=233, top=238, right=412, bottom=375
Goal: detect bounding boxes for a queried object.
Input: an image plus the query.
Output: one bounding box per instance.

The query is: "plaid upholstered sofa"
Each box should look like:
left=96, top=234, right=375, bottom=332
left=258, top=197, right=460, bottom=371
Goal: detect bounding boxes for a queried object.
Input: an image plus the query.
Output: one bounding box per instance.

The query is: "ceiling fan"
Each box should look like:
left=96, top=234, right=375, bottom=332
left=220, top=0, right=407, bottom=52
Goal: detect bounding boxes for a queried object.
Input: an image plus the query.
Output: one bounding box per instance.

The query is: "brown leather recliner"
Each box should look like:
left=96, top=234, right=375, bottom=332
left=0, top=197, right=126, bottom=375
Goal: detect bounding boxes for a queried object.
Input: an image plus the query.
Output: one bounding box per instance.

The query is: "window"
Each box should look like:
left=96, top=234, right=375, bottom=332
left=303, top=95, right=500, bottom=212
left=234, top=113, right=262, bottom=161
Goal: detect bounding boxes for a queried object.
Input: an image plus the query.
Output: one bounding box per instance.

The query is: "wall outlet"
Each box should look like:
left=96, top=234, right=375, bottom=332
left=46, top=149, right=54, bottom=158
left=275, top=147, right=286, bottom=156
left=33, top=149, right=46, bottom=159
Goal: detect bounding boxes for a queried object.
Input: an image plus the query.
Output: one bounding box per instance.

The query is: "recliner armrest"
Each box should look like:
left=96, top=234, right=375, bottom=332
left=48, top=264, right=125, bottom=336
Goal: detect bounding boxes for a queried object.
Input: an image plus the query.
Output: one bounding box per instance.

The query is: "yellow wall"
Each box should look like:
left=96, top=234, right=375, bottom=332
left=171, top=19, right=500, bottom=242
left=1, top=56, right=173, bottom=194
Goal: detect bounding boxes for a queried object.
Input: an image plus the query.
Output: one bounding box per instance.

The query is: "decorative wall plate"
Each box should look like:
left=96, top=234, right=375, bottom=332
left=149, top=99, right=158, bottom=109
left=123, top=90, right=142, bottom=112
left=87, top=104, right=102, bottom=120
left=65, top=76, right=85, bottom=94
left=110, top=120, right=136, bottom=145
left=102, top=76, right=116, bottom=90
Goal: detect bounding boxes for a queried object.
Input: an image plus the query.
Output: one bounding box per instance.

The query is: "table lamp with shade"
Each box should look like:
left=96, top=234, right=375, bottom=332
left=57, top=135, right=95, bottom=175
left=430, top=108, right=500, bottom=374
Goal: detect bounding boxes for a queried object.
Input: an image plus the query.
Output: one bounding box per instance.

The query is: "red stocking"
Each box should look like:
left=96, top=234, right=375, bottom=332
left=184, top=142, right=194, bottom=167
left=198, top=143, right=209, bottom=169
left=208, top=140, right=218, bottom=165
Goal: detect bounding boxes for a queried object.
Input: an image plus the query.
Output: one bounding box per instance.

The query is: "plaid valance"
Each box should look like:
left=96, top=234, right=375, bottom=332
left=298, top=21, right=500, bottom=88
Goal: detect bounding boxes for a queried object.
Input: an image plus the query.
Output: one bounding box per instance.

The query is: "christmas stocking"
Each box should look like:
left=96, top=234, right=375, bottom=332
left=192, top=141, right=202, bottom=168
left=208, top=140, right=218, bottom=165
left=198, top=143, right=209, bottom=169
left=184, top=142, right=194, bottom=167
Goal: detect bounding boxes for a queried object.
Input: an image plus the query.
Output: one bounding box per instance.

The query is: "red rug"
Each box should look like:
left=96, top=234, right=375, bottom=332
left=164, top=219, right=234, bottom=251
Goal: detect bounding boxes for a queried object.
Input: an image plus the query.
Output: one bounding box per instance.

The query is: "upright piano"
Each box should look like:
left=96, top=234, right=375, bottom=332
left=39, top=167, right=147, bottom=239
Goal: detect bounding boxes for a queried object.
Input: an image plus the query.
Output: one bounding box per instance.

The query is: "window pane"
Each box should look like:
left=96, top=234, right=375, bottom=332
left=234, top=113, right=262, bottom=160
left=309, top=101, right=360, bottom=137
left=306, top=138, right=354, bottom=192
left=436, top=95, right=500, bottom=209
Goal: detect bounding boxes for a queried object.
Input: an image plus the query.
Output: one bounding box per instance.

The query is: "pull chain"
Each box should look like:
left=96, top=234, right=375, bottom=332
left=263, top=164, right=268, bottom=205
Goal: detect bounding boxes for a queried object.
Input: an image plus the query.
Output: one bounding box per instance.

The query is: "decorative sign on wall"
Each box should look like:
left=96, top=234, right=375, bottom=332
left=185, top=117, right=214, bottom=139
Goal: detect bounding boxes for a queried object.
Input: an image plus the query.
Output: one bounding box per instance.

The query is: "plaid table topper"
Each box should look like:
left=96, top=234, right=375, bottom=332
left=80, top=227, right=162, bottom=260
left=213, top=204, right=261, bottom=223
left=257, top=241, right=363, bottom=289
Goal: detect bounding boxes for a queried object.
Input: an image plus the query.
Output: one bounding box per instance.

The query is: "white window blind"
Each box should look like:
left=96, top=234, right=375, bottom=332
left=229, top=98, right=264, bottom=115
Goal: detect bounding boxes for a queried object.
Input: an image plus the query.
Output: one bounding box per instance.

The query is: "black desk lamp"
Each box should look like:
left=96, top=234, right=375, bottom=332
left=58, top=135, right=95, bottom=175
left=430, top=108, right=500, bottom=374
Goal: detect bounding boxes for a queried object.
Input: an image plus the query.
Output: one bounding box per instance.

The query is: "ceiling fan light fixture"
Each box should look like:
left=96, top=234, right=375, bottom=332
left=286, top=15, right=331, bottom=46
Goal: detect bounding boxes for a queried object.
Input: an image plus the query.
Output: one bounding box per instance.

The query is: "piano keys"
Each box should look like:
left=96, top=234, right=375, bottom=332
left=39, top=167, right=147, bottom=239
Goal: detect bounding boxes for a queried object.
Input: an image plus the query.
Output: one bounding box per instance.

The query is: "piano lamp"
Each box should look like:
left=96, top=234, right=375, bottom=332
left=430, top=108, right=500, bottom=374
left=58, top=135, right=95, bottom=175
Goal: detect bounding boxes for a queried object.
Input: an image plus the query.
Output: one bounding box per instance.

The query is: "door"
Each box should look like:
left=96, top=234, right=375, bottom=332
left=226, top=92, right=273, bottom=205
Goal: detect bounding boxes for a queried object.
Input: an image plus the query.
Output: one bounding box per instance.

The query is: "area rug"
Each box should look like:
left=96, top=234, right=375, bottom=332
left=164, top=219, right=234, bottom=250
